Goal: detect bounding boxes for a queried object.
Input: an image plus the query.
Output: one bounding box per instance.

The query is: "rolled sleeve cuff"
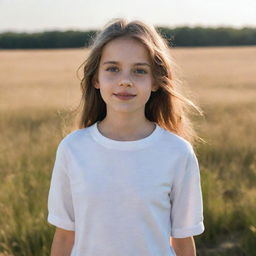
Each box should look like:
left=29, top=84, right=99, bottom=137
left=171, top=221, right=205, bottom=238
left=47, top=213, right=75, bottom=231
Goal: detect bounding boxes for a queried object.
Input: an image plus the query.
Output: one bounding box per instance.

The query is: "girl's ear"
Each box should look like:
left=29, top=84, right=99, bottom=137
left=94, top=81, right=100, bottom=89
left=93, top=78, right=100, bottom=89
left=93, top=68, right=101, bottom=89
left=151, top=83, right=159, bottom=92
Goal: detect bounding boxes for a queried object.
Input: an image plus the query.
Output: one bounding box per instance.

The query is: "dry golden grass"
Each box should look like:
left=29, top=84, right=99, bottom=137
left=171, top=46, right=256, bottom=106
left=0, top=46, right=255, bottom=255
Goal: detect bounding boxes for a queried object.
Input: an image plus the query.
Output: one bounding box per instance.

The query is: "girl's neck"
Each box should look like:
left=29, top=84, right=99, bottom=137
left=97, top=118, right=156, bottom=141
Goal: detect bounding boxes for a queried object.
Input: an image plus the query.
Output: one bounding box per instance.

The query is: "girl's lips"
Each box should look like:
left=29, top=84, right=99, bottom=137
left=114, top=94, right=136, bottom=100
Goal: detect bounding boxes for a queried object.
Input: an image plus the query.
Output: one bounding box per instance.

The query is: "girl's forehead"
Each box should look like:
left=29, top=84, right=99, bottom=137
left=100, top=37, right=151, bottom=63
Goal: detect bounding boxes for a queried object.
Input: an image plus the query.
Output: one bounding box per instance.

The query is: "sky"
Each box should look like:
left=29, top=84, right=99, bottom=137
left=0, top=0, right=255, bottom=33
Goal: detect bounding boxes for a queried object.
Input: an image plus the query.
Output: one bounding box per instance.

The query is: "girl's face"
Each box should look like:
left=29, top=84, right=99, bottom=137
left=94, top=36, right=158, bottom=116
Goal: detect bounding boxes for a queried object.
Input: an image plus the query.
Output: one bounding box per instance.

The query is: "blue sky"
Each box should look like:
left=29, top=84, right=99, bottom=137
left=0, top=0, right=255, bottom=32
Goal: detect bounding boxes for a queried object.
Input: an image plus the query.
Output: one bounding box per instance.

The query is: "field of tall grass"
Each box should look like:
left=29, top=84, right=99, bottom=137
left=0, top=46, right=255, bottom=255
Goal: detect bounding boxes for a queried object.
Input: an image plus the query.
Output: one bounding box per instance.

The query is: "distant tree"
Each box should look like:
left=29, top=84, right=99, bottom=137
left=0, top=27, right=255, bottom=49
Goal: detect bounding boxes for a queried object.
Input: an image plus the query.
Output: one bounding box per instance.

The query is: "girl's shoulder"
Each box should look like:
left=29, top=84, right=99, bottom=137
left=57, top=125, right=93, bottom=151
left=160, top=127, right=194, bottom=156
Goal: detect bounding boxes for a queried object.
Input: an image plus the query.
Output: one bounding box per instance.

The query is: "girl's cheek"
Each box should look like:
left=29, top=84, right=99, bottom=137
left=132, top=75, right=147, bottom=81
left=132, top=76, right=152, bottom=85
left=105, top=75, right=119, bottom=83
left=102, top=71, right=118, bottom=79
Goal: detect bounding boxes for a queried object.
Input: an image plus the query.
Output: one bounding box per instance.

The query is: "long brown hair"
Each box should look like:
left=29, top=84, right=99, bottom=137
left=70, top=18, right=206, bottom=147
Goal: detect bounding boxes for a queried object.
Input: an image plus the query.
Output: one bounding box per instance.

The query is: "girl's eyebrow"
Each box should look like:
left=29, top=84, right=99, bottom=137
left=103, top=61, right=151, bottom=67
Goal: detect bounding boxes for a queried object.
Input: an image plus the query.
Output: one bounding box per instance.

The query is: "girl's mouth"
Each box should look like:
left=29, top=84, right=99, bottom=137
left=113, top=94, right=136, bottom=100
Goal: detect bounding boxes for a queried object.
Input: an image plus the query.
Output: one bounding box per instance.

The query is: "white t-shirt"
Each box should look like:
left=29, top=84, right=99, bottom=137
left=47, top=121, right=205, bottom=256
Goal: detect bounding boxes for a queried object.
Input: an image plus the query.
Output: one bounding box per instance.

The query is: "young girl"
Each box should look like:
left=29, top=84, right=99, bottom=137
left=47, top=18, right=205, bottom=256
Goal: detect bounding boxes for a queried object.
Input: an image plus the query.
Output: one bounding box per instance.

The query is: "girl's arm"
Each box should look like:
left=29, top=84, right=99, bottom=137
left=170, top=236, right=196, bottom=256
left=50, top=227, right=75, bottom=256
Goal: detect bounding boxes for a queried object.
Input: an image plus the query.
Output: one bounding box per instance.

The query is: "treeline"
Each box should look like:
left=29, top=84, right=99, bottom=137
left=0, top=26, right=256, bottom=49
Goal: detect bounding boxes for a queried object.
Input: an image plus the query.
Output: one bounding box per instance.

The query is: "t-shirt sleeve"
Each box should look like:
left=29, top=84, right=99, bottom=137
left=170, top=146, right=205, bottom=238
left=47, top=140, right=75, bottom=231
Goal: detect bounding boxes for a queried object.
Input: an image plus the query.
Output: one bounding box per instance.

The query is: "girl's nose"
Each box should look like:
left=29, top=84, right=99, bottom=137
left=118, top=70, right=134, bottom=86
left=119, top=80, right=133, bottom=87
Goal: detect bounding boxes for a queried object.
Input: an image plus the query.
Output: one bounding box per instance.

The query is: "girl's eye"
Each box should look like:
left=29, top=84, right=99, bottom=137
left=106, top=67, right=119, bottom=72
left=105, top=67, right=147, bottom=74
left=134, top=69, right=147, bottom=74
